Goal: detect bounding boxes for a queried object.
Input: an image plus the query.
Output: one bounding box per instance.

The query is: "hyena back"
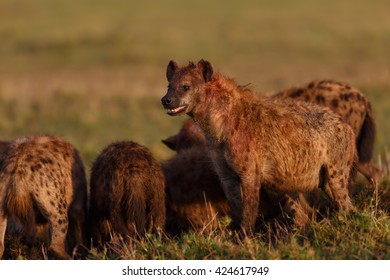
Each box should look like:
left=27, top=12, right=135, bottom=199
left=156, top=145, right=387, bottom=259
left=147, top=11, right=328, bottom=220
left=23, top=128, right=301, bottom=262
left=0, top=135, right=87, bottom=259
left=88, top=141, right=166, bottom=245
left=274, top=80, right=380, bottom=187
left=161, top=60, right=356, bottom=233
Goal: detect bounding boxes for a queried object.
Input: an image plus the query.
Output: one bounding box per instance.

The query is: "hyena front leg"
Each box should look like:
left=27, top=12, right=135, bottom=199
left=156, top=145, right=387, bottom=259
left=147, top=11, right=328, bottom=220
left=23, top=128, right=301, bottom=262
left=240, top=174, right=261, bottom=234
left=210, top=153, right=243, bottom=230
left=219, top=175, right=243, bottom=230
left=0, top=213, right=7, bottom=258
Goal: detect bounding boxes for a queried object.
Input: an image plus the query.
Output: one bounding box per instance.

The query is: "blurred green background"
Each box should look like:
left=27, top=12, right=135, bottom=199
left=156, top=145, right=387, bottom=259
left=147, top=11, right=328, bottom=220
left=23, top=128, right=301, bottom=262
left=0, top=0, right=389, bottom=167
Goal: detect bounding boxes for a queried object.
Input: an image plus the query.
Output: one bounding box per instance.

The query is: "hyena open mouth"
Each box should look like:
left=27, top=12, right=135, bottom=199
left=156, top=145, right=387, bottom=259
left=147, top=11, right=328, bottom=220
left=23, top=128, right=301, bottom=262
left=167, top=105, right=188, bottom=116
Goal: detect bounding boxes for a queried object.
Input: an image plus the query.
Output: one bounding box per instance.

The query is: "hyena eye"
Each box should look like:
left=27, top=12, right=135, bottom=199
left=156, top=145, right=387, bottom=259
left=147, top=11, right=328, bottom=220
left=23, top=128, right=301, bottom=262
left=181, top=85, right=190, bottom=91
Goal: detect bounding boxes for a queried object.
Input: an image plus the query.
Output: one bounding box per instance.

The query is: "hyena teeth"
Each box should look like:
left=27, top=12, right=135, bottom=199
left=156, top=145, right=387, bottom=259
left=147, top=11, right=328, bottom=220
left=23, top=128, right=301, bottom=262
left=168, top=105, right=186, bottom=114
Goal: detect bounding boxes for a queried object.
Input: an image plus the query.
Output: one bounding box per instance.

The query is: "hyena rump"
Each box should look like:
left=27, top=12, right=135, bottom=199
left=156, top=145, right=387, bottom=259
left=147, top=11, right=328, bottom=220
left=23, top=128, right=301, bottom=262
left=161, top=60, right=356, bottom=233
left=274, top=80, right=381, bottom=187
left=88, top=141, right=166, bottom=245
left=0, top=135, right=87, bottom=259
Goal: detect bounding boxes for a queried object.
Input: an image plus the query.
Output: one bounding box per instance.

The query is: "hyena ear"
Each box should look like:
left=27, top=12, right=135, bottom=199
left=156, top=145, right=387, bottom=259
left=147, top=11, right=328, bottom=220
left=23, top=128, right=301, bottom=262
left=197, top=59, right=213, bottom=82
left=166, top=60, right=179, bottom=82
left=161, top=136, right=177, bottom=151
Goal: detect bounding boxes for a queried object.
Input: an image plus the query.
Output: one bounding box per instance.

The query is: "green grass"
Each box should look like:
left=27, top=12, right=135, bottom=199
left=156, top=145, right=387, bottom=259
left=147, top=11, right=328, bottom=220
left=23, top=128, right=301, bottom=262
left=0, top=0, right=389, bottom=259
left=5, top=183, right=389, bottom=260
left=84, top=182, right=389, bottom=260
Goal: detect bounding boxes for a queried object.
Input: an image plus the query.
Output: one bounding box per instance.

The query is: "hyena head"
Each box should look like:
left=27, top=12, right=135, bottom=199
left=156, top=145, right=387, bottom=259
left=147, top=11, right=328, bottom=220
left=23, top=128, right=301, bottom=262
left=161, top=59, right=213, bottom=116
left=162, top=119, right=206, bottom=152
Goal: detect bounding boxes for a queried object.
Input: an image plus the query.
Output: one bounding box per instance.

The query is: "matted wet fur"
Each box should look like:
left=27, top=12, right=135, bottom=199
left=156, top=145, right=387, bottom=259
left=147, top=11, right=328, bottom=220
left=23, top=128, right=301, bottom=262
left=88, top=141, right=166, bottom=246
left=161, top=60, right=356, bottom=233
left=0, top=135, right=87, bottom=259
left=274, top=80, right=381, bottom=188
left=162, top=120, right=285, bottom=232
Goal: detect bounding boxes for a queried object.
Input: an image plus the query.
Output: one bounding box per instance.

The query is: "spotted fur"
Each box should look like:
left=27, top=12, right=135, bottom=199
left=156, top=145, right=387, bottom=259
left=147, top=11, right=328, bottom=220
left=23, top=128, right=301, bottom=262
left=274, top=80, right=381, bottom=187
left=0, top=135, right=87, bottom=259
left=88, top=141, right=166, bottom=246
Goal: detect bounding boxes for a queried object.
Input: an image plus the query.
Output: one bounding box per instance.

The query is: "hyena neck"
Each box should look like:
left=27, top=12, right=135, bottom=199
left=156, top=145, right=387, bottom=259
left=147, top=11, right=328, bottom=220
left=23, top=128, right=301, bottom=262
left=190, top=73, right=254, bottom=144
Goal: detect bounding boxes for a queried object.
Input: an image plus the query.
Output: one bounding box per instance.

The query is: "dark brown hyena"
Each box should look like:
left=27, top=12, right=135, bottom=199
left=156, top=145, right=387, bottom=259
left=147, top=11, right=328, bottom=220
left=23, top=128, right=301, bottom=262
left=88, top=141, right=166, bottom=246
left=162, top=118, right=207, bottom=152
left=162, top=119, right=229, bottom=233
left=162, top=144, right=230, bottom=234
left=161, top=60, right=356, bottom=233
left=274, top=80, right=381, bottom=187
left=0, top=135, right=87, bottom=259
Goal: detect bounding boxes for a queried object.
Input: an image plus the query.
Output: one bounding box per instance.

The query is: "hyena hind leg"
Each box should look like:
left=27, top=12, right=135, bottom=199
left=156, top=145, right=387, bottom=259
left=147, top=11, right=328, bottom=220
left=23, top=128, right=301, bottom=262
left=36, top=196, right=71, bottom=259
left=356, top=162, right=382, bottom=189
left=48, top=216, right=70, bottom=259
left=283, top=193, right=317, bottom=228
left=323, top=167, right=353, bottom=212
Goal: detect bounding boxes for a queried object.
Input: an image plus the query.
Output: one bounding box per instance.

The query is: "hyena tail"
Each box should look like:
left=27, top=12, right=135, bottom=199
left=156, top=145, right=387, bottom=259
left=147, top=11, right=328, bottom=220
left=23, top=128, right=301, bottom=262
left=147, top=175, right=166, bottom=233
left=3, top=175, right=36, bottom=237
left=356, top=102, right=376, bottom=163
left=123, top=182, right=146, bottom=238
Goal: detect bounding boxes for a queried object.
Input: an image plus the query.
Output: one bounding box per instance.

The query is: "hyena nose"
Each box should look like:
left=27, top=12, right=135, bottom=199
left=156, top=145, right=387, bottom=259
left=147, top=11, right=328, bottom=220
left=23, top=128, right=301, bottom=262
left=161, top=96, right=172, bottom=107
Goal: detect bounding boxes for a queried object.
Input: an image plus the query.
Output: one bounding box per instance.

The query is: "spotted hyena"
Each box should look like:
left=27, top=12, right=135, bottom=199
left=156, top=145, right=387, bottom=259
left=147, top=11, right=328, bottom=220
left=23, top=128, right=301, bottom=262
left=0, top=135, right=87, bottom=259
left=88, top=141, right=166, bottom=246
left=161, top=60, right=356, bottom=233
left=163, top=80, right=380, bottom=227
left=162, top=119, right=229, bottom=233
left=274, top=80, right=381, bottom=188
left=162, top=143, right=230, bottom=234
left=164, top=80, right=381, bottom=226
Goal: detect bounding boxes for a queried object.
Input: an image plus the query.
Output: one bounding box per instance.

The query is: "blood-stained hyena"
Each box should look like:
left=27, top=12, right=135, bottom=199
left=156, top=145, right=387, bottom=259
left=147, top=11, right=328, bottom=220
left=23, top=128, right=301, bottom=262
left=0, top=135, right=87, bottom=259
left=274, top=80, right=381, bottom=188
left=162, top=120, right=285, bottom=232
left=161, top=60, right=356, bottom=233
left=88, top=141, right=166, bottom=246
left=163, top=119, right=317, bottom=229
left=163, top=79, right=381, bottom=226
